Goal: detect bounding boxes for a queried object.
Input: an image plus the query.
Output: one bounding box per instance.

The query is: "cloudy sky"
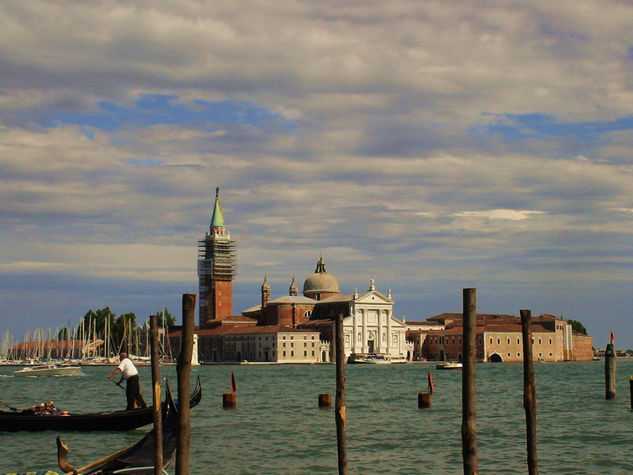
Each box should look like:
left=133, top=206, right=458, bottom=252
left=1, top=1, right=632, bottom=349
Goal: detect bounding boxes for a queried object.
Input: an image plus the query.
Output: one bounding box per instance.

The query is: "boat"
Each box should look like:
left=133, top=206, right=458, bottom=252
left=0, top=375, right=201, bottom=432
left=348, top=353, right=392, bottom=364
left=14, top=364, right=83, bottom=377
left=436, top=362, right=463, bottom=370
left=57, top=381, right=179, bottom=474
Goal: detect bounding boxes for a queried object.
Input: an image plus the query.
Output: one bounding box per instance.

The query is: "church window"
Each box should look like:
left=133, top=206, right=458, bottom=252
left=489, top=337, right=493, bottom=344
left=497, top=338, right=500, bottom=344
left=312, top=351, right=315, bottom=356
left=538, top=338, right=542, bottom=344
left=507, top=338, right=510, bottom=344
left=304, top=351, right=307, bottom=357
left=291, top=351, right=294, bottom=357
left=283, top=342, right=286, bottom=348
left=283, top=351, right=286, bottom=357
left=549, top=338, right=552, bottom=345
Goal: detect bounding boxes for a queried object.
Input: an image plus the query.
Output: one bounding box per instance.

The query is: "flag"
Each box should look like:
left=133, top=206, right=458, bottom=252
left=231, top=372, right=237, bottom=393
left=610, top=331, right=615, bottom=343
left=427, top=372, right=435, bottom=395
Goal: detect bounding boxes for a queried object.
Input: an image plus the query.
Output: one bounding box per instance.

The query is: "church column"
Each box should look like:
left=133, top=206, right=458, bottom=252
left=352, top=307, right=357, bottom=353
left=362, top=310, right=367, bottom=353
left=387, top=309, right=391, bottom=354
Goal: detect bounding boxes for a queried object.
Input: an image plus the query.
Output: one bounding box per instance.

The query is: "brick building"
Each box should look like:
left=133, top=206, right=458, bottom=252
left=406, top=313, right=594, bottom=362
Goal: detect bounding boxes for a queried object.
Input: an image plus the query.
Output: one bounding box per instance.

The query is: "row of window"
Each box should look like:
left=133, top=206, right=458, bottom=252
left=282, top=350, right=316, bottom=358
left=227, top=334, right=318, bottom=342
left=429, top=336, right=553, bottom=346
left=489, top=337, right=553, bottom=345
left=282, top=342, right=316, bottom=348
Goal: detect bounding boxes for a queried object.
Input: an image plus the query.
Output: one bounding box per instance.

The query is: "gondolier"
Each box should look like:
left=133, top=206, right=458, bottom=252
left=108, top=352, right=147, bottom=410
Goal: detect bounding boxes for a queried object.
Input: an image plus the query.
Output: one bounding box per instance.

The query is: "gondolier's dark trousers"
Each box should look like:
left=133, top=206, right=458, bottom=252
left=125, top=375, right=147, bottom=410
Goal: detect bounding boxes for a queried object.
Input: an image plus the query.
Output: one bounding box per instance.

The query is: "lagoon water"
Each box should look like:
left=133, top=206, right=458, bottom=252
left=1, top=360, right=633, bottom=474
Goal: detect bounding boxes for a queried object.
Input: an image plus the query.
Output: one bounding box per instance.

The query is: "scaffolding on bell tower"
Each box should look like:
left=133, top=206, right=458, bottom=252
left=198, top=187, right=237, bottom=326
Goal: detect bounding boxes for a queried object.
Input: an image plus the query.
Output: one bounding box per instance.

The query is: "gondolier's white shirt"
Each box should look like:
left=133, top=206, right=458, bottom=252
left=118, top=358, right=139, bottom=380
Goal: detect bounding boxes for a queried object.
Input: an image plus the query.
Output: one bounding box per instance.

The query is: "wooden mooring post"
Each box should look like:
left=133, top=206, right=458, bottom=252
left=629, top=377, right=633, bottom=411
left=605, top=340, right=616, bottom=400
left=176, top=293, right=196, bottom=475
left=318, top=393, right=332, bottom=408
left=461, top=288, right=478, bottom=475
left=150, top=314, right=163, bottom=475
left=520, top=309, right=538, bottom=475
left=335, top=313, right=347, bottom=474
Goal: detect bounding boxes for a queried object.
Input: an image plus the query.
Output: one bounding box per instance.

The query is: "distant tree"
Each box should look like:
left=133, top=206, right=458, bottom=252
left=58, top=327, right=70, bottom=340
left=568, top=319, right=587, bottom=334
left=81, top=307, right=116, bottom=340
left=112, top=312, right=138, bottom=353
left=156, top=308, right=177, bottom=327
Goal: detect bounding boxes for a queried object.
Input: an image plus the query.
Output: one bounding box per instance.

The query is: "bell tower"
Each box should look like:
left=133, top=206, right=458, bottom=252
left=198, top=187, right=237, bottom=327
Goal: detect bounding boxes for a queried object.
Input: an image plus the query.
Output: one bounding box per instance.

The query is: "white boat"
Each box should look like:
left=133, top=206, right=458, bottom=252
left=14, top=364, right=83, bottom=377
left=349, top=354, right=392, bottom=364
left=436, top=361, right=463, bottom=370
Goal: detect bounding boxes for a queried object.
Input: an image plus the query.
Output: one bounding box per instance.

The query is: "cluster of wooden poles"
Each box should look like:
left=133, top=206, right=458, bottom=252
left=328, top=288, right=540, bottom=475
left=147, top=293, right=197, bottom=475
left=153, top=291, right=623, bottom=474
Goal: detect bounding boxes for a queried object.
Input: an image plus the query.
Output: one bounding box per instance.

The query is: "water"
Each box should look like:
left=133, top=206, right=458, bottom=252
left=1, top=361, right=633, bottom=474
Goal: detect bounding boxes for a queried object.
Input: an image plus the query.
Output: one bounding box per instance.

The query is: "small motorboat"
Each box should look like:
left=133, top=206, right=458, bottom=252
left=436, top=362, right=463, bottom=370
left=14, top=364, right=83, bottom=377
left=348, top=353, right=392, bottom=364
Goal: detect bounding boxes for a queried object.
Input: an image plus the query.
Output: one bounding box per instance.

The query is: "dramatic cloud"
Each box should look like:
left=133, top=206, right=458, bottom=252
left=1, top=0, right=632, bottom=346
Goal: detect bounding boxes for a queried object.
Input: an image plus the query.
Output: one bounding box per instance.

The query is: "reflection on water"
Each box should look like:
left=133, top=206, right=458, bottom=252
left=1, top=361, right=633, bottom=474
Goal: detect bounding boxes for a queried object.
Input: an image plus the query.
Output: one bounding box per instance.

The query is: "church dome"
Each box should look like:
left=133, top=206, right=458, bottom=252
left=303, top=256, right=339, bottom=295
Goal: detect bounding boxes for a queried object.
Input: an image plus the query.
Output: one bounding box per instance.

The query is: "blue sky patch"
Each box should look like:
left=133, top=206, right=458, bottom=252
left=43, top=94, right=290, bottom=132
left=474, top=113, right=633, bottom=143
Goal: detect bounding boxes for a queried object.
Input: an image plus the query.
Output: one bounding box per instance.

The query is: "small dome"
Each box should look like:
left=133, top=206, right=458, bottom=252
left=303, top=257, right=339, bottom=294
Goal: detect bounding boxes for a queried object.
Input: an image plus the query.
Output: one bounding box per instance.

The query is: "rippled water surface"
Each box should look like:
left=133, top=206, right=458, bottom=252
left=1, top=360, right=633, bottom=474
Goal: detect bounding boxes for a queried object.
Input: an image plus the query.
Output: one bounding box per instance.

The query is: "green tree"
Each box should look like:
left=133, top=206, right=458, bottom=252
left=112, top=312, right=138, bottom=353
left=568, top=319, right=587, bottom=334
left=81, top=307, right=116, bottom=340
left=156, top=308, right=177, bottom=327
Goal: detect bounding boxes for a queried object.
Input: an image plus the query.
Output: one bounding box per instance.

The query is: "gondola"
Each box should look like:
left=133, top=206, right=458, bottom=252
left=0, top=375, right=201, bottom=432
left=57, top=382, right=179, bottom=474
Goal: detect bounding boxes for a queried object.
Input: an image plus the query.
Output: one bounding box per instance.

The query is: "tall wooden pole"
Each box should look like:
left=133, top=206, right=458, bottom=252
left=335, top=312, right=347, bottom=475
left=150, top=314, right=163, bottom=475
left=176, top=294, right=196, bottom=475
left=520, top=309, right=538, bottom=475
left=605, top=342, right=616, bottom=400
left=461, top=288, right=478, bottom=475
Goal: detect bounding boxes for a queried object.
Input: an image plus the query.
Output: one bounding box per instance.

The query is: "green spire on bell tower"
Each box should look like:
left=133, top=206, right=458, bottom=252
left=210, top=187, right=225, bottom=229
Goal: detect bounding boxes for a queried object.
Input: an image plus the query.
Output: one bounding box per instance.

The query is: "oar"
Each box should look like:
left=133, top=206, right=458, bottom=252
left=0, top=400, right=19, bottom=412
left=109, top=377, right=125, bottom=390
left=57, top=435, right=133, bottom=474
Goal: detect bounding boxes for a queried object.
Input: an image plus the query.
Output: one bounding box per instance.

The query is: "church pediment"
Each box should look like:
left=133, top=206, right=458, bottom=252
left=355, top=290, right=393, bottom=305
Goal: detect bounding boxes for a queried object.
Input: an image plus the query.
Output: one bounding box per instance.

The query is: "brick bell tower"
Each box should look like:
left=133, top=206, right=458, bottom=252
left=198, top=187, right=236, bottom=327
